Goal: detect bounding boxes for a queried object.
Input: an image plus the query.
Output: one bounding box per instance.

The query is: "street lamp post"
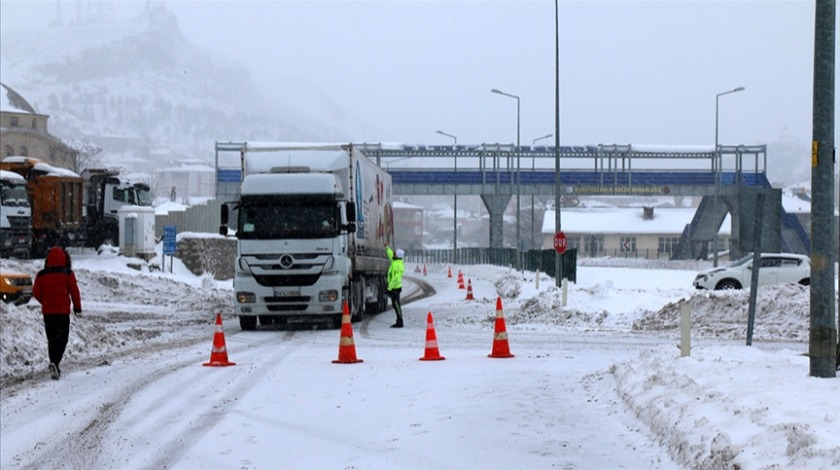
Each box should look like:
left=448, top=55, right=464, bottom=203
left=531, top=133, right=552, bottom=249
left=713, top=86, right=745, bottom=267
left=436, top=130, right=458, bottom=262
left=491, top=88, right=521, bottom=253
left=554, top=0, right=562, bottom=287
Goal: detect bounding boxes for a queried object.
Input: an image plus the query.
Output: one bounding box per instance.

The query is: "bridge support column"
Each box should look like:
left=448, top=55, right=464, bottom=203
left=480, top=194, right=511, bottom=249
left=727, top=195, right=742, bottom=260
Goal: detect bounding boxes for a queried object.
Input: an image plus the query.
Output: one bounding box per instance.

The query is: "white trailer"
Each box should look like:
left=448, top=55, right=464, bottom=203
left=220, top=142, right=393, bottom=330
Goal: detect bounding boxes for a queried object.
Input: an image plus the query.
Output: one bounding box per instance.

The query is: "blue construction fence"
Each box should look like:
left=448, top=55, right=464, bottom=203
left=405, top=248, right=578, bottom=283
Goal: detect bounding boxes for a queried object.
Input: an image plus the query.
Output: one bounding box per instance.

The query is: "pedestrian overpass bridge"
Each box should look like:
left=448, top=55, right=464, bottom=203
left=215, top=142, right=810, bottom=260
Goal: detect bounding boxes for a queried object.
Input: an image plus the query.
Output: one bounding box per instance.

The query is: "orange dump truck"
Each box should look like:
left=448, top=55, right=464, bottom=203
left=0, top=157, right=83, bottom=258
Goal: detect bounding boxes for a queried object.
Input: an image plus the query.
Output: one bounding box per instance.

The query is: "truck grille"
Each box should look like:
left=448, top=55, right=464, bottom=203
left=267, top=303, right=311, bottom=312
left=264, top=295, right=310, bottom=303
left=7, top=216, right=29, bottom=230
left=253, top=274, right=320, bottom=287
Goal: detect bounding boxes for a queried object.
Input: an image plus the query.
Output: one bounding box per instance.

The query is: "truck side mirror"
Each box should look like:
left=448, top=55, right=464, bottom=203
left=345, top=222, right=357, bottom=234
left=219, top=204, right=229, bottom=236
left=346, top=201, right=356, bottom=223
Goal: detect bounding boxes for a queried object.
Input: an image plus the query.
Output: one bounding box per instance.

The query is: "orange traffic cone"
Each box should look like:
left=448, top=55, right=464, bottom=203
left=447, top=266, right=453, bottom=278
left=457, top=271, right=465, bottom=289
left=423, top=263, right=427, bottom=276
left=419, top=312, right=445, bottom=361
left=203, top=312, right=236, bottom=367
left=332, top=301, right=363, bottom=364
left=465, top=279, right=475, bottom=300
left=488, top=297, right=514, bottom=358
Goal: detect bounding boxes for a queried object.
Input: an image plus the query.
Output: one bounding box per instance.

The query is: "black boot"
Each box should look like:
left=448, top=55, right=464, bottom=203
left=390, top=316, right=403, bottom=328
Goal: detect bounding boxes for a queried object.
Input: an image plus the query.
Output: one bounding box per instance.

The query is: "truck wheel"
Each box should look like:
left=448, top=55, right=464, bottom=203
left=239, top=315, right=257, bottom=331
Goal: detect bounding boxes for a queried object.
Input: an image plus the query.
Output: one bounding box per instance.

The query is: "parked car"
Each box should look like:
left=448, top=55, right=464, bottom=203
left=0, top=268, right=33, bottom=305
left=693, top=253, right=810, bottom=290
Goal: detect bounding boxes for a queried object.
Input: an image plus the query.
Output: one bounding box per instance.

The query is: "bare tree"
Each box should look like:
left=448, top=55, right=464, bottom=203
left=64, top=139, right=103, bottom=173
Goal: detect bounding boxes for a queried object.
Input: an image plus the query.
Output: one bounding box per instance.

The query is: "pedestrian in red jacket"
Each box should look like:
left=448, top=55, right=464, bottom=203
left=32, top=247, right=82, bottom=380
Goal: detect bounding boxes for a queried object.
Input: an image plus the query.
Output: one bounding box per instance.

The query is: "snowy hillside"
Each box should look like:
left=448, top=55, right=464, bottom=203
left=0, top=6, right=351, bottom=162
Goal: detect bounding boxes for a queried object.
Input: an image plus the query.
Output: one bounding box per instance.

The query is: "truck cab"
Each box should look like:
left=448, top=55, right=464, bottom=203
left=82, top=169, right=153, bottom=248
left=0, top=169, right=32, bottom=258
left=219, top=143, right=392, bottom=330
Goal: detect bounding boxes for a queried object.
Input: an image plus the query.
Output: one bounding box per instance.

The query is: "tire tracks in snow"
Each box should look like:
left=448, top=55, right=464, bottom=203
left=14, top=330, right=301, bottom=469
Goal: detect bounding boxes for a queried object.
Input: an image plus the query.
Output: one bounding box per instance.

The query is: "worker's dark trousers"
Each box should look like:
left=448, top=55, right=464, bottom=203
left=387, top=288, right=403, bottom=319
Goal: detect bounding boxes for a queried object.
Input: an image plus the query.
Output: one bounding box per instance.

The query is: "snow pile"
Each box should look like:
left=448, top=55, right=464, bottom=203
left=634, top=284, right=812, bottom=341
left=0, top=250, right=230, bottom=384
left=613, top=347, right=840, bottom=469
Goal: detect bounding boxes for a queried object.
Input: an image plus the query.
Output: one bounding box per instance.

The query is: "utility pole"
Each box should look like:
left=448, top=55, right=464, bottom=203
left=809, top=0, right=836, bottom=378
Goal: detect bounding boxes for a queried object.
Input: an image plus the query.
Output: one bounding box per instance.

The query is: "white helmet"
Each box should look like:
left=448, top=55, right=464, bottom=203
left=395, top=249, right=405, bottom=259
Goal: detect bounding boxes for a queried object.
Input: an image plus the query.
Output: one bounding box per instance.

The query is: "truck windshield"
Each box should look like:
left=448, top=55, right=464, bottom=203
left=112, top=184, right=152, bottom=206
left=238, top=195, right=338, bottom=239
left=0, top=182, right=30, bottom=207
left=135, top=184, right=152, bottom=206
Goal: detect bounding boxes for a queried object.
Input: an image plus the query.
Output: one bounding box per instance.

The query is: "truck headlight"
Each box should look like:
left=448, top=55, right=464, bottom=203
left=319, top=290, right=339, bottom=302
left=236, top=292, right=256, bottom=303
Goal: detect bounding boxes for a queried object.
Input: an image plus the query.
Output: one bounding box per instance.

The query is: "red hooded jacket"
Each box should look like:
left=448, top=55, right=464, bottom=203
left=33, top=247, right=82, bottom=315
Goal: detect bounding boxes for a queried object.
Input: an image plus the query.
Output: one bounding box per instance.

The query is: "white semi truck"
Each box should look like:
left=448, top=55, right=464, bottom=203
left=219, top=142, right=393, bottom=330
left=0, top=169, right=32, bottom=258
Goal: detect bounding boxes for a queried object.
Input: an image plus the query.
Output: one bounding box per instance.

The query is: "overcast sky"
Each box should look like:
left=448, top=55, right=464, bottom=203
left=1, top=0, right=835, bottom=150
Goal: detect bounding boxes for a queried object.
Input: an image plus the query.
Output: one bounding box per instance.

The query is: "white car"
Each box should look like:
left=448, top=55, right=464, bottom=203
left=693, top=253, right=810, bottom=290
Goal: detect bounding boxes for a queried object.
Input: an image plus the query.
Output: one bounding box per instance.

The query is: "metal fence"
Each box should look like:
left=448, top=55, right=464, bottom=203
left=406, top=248, right=578, bottom=283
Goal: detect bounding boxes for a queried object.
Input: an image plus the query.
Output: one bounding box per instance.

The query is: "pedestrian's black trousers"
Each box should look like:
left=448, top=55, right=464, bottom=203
left=43, top=314, right=70, bottom=365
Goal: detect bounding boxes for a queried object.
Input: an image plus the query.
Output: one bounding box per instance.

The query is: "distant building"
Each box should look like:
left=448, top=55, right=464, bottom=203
left=542, top=206, right=732, bottom=260
left=154, top=164, right=215, bottom=200
left=0, top=82, right=78, bottom=171
left=393, top=201, right=423, bottom=251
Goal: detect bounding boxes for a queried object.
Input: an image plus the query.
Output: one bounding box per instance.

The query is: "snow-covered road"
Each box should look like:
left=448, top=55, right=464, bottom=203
left=1, top=251, right=837, bottom=469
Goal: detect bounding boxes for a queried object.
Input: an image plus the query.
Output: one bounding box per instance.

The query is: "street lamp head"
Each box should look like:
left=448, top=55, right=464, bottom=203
left=734, top=86, right=745, bottom=92
left=436, top=130, right=457, bottom=144
left=491, top=88, right=502, bottom=94
left=533, top=133, right=553, bottom=145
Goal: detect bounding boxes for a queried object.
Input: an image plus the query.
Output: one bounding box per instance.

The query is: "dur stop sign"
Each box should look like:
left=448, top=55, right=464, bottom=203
left=553, top=231, right=567, bottom=254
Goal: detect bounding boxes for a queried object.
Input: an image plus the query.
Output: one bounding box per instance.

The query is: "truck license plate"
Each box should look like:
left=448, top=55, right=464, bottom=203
left=274, top=288, right=300, bottom=297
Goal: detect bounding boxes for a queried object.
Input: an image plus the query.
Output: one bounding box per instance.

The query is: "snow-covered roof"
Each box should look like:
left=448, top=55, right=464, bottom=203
left=32, top=162, right=80, bottom=178
left=542, top=207, right=732, bottom=235
left=0, top=83, right=36, bottom=114
left=0, top=169, right=26, bottom=182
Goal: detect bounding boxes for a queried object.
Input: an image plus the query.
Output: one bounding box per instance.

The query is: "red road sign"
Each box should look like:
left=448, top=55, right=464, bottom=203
left=553, top=231, right=567, bottom=254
